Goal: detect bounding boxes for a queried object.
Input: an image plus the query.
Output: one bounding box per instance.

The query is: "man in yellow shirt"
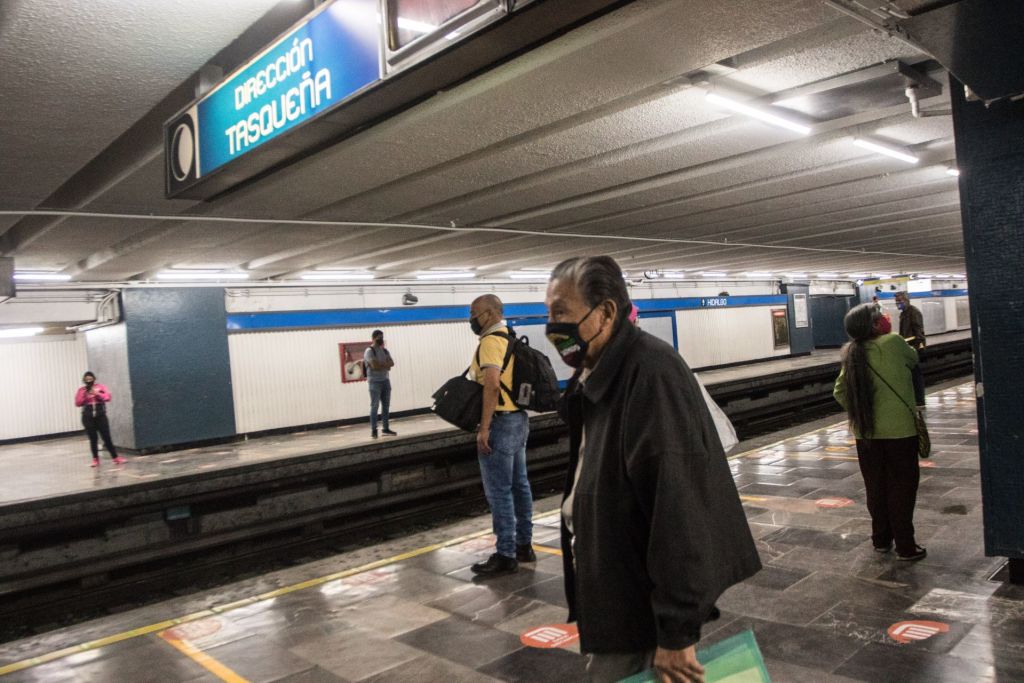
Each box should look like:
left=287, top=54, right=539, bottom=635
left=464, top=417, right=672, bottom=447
left=468, top=294, right=535, bottom=576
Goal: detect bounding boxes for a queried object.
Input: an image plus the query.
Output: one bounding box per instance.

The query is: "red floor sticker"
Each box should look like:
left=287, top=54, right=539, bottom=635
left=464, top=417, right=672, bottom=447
left=163, top=617, right=222, bottom=641
left=920, top=460, right=936, bottom=468
left=887, top=620, right=950, bottom=644
left=521, top=624, right=579, bottom=649
left=816, top=497, right=854, bottom=509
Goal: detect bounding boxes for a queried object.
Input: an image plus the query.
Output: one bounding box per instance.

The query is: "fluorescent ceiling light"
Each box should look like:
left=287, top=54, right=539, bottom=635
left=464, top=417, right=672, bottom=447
left=744, top=272, right=774, bottom=278
left=933, top=273, right=952, bottom=278
left=846, top=273, right=869, bottom=279
left=700, top=271, right=728, bottom=278
left=13, top=271, right=72, bottom=282
left=953, top=274, right=965, bottom=279
left=429, top=266, right=475, bottom=271
left=816, top=273, right=840, bottom=279
left=0, top=326, right=44, bottom=339
left=415, top=271, right=476, bottom=280
left=873, top=273, right=893, bottom=279
left=946, top=167, right=961, bottom=177
left=156, top=270, right=249, bottom=281
left=706, top=92, right=812, bottom=135
left=659, top=271, right=688, bottom=279
left=852, top=138, right=919, bottom=164
left=299, top=271, right=375, bottom=281
left=783, top=273, right=808, bottom=279
left=508, top=270, right=551, bottom=280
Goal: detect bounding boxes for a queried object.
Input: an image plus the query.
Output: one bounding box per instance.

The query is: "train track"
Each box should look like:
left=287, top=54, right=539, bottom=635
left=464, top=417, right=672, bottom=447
left=0, top=338, right=972, bottom=642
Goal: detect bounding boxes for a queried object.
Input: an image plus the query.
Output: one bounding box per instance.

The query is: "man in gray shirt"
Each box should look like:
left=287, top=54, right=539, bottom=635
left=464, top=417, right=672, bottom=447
left=364, top=329, right=396, bottom=438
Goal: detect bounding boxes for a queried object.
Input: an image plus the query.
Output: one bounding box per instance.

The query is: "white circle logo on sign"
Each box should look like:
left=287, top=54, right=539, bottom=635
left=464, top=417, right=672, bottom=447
left=171, top=122, right=194, bottom=181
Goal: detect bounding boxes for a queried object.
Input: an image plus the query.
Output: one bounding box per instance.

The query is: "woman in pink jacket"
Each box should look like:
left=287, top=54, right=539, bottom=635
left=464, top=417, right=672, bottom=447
left=75, top=371, right=126, bottom=467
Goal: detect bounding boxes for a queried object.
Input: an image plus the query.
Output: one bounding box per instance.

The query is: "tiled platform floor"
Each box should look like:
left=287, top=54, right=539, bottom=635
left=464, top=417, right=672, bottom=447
left=0, top=330, right=970, bottom=507
left=3, top=381, right=1020, bottom=682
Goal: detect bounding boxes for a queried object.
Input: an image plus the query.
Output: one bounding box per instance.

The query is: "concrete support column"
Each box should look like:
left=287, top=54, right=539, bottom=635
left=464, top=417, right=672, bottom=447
left=85, top=288, right=236, bottom=452
left=950, top=79, right=1024, bottom=580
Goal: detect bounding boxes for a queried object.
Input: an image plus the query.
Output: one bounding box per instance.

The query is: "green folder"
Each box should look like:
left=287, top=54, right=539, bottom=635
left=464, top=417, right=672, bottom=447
left=617, top=630, right=771, bottom=683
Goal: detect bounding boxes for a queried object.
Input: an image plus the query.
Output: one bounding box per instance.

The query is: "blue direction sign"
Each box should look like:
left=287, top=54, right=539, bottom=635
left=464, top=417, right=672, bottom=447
left=165, top=0, right=382, bottom=197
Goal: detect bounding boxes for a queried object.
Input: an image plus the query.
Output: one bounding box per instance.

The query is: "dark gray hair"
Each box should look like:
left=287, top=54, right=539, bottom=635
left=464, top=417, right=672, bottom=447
left=550, top=256, right=631, bottom=323
left=840, top=303, right=885, bottom=437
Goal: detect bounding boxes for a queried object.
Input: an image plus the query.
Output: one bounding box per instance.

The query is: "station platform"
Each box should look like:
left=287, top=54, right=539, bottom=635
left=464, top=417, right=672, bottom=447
left=1, top=380, right=1019, bottom=682
left=0, top=330, right=971, bottom=508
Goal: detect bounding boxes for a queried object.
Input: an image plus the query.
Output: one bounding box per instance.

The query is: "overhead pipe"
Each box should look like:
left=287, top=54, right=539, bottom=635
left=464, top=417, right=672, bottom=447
left=905, top=84, right=953, bottom=117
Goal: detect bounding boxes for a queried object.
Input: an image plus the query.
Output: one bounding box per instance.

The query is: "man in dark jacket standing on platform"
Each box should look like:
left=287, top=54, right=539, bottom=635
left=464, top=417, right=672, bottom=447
left=545, top=256, right=760, bottom=683
left=895, top=291, right=927, bottom=407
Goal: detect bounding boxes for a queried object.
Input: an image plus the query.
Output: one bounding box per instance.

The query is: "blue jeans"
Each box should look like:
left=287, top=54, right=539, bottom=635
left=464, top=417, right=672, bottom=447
left=369, top=379, right=391, bottom=431
left=479, top=411, right=533, bottom=558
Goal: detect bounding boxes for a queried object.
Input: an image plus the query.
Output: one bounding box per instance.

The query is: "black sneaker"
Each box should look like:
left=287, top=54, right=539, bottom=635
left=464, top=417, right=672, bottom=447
left=382, top=429, right=397, bottom=437
left=873, top=542, right=893, bottom=553
left=897, top=545, right=927, bottom=561
left=516, top=544, right=537, bottom=563
left=371, top=429, right=379, bottom=439
left=470, top=553, right=518, bottom=576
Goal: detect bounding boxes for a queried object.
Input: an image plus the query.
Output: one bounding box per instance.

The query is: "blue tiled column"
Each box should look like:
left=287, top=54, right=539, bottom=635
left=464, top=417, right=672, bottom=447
left=86, top=288, right=236, bottom=451
left=950, top=78, right=1024, bottom=578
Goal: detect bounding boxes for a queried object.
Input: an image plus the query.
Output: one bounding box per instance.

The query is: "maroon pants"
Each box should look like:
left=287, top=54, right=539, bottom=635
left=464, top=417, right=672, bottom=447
left=855, top=436, right=920, bottom=555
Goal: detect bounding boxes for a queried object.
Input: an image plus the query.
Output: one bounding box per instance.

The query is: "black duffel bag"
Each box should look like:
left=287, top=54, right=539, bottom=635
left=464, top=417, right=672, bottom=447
left=431, top=367, right=482, bottom=432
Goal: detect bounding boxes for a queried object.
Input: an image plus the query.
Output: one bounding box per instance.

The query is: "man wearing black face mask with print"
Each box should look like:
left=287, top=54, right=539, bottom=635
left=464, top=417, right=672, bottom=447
left=467, top=294, right=534, bottom=576
left=546, top=256, right=760, bottom=683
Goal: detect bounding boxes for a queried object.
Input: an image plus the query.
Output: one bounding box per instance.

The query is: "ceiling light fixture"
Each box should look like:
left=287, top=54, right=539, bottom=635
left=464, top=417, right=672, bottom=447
left=816, top=273, right=840, bottom=279
left=846, top=273, right=869, bottom=279
left=299, top=271, right=376, bottom=281
left=743, top=272, right=774, bottom=278
left=700, top=271, right=728, bottom=278
left=946, top=167, right=961, bottom=177
left=13, top=271, right=72, bottom=282
left=0, top=326, right=45, bottom=339
left=415, top=271, right=476, bottom=280
left=508, top=270, right=551, bottom=280
left=705, top=92, right=812, bottom=135
left=783, top=273, right=808, bottom=279
left=156, top=270, right=249, bottom=281
left=852, top=138, right=919, bottom=164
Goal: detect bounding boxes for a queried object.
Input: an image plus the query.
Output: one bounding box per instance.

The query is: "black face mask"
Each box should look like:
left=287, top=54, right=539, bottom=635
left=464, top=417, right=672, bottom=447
left=470, top=316, right=484, bottom=336
left=545, top=304, right=601, bottom=369
left=374, top=338, right=384, bottom=346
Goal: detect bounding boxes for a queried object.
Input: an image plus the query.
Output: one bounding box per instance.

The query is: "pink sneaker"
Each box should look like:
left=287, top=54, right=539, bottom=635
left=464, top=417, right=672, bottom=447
left=90, top=458, right=100, bottom=467
left=112, top=457, right=127, bottom=465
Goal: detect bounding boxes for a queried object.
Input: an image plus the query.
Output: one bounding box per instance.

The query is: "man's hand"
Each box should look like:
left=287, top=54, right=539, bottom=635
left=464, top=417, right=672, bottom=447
left=654, top=645, right=704, bottom=683
left=477, top=427, right=492, bottom=455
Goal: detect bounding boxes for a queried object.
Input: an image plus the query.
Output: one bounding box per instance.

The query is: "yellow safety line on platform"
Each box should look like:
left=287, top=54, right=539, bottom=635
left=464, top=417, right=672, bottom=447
left=159, top=633, right=249, bottom=683
left=533, top=544, right=563, bottom=556
left=0, top=507, right=560, bottom=677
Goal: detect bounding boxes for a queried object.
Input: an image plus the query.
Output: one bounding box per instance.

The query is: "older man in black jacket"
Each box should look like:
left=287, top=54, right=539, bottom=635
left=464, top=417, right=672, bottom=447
left=545, top=256, right=761, bottom=683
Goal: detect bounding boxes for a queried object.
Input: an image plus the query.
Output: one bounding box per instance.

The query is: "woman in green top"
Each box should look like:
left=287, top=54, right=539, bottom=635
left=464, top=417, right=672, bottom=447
left=834, top=304, right=926, bottom=561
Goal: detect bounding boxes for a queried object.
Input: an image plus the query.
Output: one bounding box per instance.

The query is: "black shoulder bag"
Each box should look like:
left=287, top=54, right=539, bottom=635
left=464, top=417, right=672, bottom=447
left=867, top=364, right=931, bottom=459
left=430, top=333, right=516, bottom=432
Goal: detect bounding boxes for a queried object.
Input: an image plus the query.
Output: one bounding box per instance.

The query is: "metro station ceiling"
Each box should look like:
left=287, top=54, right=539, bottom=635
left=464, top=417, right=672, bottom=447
left=0, top=0, right=969, bottom=282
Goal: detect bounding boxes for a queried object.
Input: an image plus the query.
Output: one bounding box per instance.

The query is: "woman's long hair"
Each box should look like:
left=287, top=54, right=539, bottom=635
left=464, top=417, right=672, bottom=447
left=840, top=304, right=882, bottom=437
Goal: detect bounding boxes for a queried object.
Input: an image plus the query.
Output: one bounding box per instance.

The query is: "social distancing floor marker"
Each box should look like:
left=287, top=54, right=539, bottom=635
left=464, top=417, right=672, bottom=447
left=521, top=624, right=579, bottom=649
left=887, top=620, right=950, bottom=644
left=816, top=497, right=855, bottom=509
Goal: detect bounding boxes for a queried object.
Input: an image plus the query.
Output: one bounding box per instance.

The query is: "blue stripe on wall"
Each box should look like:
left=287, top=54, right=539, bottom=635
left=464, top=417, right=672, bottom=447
left=876, top=289, right=968, bottom=300
left=227, top=295, right=789, bottom=332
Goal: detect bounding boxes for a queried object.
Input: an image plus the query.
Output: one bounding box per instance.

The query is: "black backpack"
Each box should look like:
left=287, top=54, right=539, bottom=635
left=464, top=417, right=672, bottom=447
left=486, top=330, right=561, bottom=412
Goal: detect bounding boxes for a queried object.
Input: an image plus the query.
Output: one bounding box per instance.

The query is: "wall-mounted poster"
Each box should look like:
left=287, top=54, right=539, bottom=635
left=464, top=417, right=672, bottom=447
left=339, top=341, right=371, bottom=383
left=771, top=309, right=791, bottom=349
left=793, top=293, right=809, bottom=328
